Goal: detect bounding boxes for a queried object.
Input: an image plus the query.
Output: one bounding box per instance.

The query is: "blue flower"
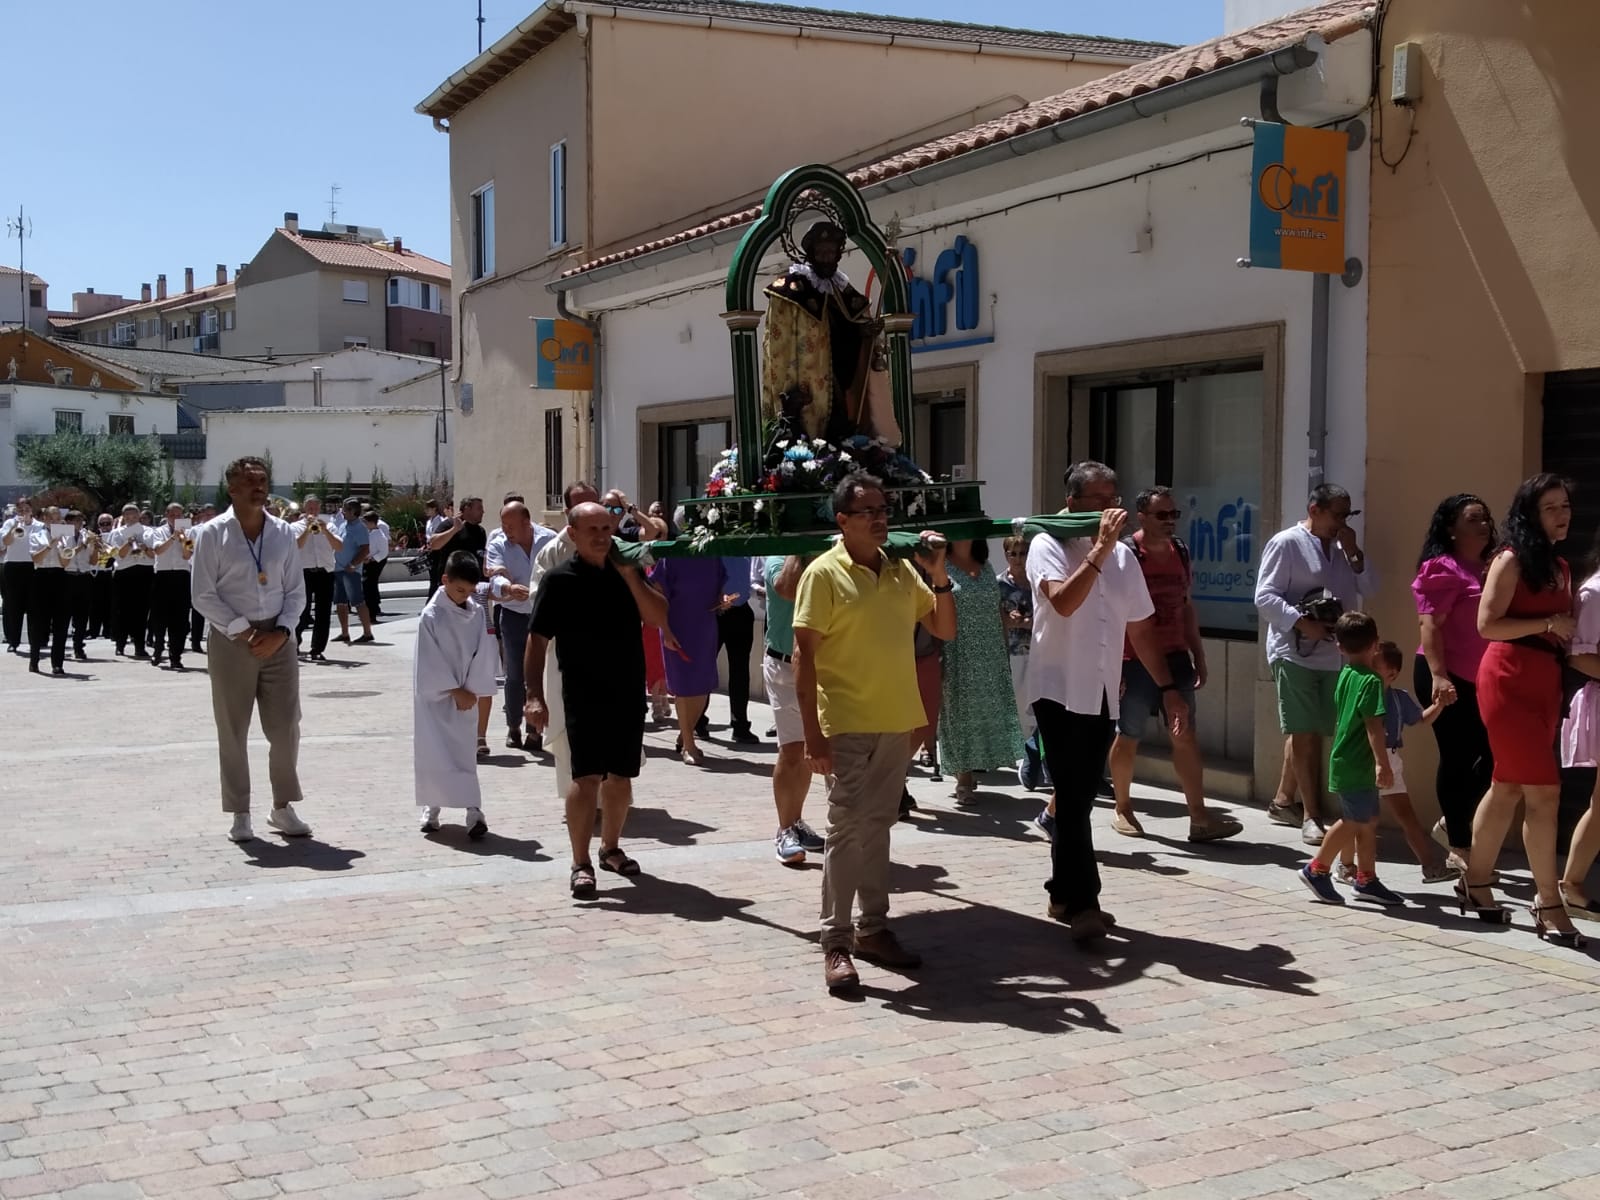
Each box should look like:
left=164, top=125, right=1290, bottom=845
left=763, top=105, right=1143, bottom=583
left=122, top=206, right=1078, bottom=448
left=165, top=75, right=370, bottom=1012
left=784, top=446, right=814, bottom=463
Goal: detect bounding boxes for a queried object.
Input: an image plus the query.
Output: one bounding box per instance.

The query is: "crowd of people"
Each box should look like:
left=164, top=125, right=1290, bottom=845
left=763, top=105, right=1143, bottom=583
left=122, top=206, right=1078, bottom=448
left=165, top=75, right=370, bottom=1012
left=8, top=455, right=1600, bottom=990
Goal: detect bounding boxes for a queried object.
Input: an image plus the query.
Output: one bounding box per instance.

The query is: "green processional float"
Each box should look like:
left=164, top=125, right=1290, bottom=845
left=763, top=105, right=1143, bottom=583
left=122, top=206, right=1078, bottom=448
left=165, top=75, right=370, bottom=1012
left=647, top=164, right=1098, bottom=557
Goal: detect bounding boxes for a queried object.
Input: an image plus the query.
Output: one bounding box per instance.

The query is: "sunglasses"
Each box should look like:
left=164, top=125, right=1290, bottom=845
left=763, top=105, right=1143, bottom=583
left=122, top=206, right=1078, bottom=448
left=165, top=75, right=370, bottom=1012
left=1150, top=509, right=1182, bottom=521
left=842, top=506, right=891, bottom=519
left=606, top=505, right=627, bottom=516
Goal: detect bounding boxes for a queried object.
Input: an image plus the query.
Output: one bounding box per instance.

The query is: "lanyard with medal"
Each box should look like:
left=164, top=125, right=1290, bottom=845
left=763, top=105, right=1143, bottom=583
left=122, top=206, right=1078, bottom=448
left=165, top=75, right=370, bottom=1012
left=245, top=526, right=269, bottom=586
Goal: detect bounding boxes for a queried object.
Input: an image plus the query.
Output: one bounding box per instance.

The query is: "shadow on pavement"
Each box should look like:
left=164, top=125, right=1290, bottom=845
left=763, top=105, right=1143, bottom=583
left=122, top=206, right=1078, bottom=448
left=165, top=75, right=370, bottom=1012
left=861, top=901, right=1315, bottom=1034
left=621, top=808, right=717, bottom=846
left=590, top=874, right=810, bottom=941
left=234, top=838, right=366, bottom=871
left=901, top=793, right=1043, bottom=843
left=425, top=828, right=549, bottom=862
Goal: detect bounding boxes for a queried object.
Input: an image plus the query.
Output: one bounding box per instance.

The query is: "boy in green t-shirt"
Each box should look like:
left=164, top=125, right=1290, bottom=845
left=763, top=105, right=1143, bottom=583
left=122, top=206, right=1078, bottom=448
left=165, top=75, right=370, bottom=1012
left=1298, top=612, right=1404, bottom=907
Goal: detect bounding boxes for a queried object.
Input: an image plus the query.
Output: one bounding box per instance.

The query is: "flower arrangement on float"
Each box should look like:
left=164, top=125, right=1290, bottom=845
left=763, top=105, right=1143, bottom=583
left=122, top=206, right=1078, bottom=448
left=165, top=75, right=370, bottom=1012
left=679, top=433, right=978, bottom=551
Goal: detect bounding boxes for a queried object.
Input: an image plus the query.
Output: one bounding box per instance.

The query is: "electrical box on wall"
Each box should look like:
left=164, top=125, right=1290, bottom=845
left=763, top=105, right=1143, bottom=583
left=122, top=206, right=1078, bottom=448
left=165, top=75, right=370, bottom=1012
left=1392, top=41, right=1423, bottom=105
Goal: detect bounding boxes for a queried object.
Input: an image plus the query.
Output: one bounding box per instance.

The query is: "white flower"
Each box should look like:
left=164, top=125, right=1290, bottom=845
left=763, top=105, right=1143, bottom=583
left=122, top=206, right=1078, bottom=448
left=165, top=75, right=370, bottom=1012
left=753, top=500, right=765, bottom=513
left=706, top=506, right=722, bottom=525
left=839, top=451, right=853, bottom=462
left=776, top=440, right=790, bottom=450
left=802, top=460, right=819, bottom=472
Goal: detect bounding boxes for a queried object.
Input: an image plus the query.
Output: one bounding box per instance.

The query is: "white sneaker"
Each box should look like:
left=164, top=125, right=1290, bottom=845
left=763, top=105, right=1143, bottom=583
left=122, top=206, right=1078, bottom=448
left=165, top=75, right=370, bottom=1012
left=1301, top=817, right=1325, bottom=846
left=419, top=807, right=441, bottom=833
left=1333, top=861, right=1357, bottom=885
left=228, top=814, right=254, bottom=843
left=267, top=805, right=312, bottom=837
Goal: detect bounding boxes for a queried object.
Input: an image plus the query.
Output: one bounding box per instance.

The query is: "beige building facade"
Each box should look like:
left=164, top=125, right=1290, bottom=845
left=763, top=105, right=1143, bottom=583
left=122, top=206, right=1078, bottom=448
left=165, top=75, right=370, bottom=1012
left=1363, top=0, right=1600, bottom=813
left=417, top=0, right=1169, bottom=519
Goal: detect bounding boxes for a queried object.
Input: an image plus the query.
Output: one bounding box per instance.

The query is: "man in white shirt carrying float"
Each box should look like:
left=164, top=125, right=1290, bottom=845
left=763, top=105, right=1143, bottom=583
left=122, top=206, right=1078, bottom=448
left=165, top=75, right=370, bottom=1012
left=1026, top=462, right=1190, bottom=943
left=190, top=457, right=312, bottom=843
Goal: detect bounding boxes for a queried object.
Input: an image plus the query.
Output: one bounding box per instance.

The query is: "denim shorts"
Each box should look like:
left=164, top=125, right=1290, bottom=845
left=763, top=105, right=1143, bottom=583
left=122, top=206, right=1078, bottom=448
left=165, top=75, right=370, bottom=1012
left=333, top=569, right=364, bottom=607
left=1337, top=789, right=1381, bottom=823
left=1117, top=652, right=1198, bottom=739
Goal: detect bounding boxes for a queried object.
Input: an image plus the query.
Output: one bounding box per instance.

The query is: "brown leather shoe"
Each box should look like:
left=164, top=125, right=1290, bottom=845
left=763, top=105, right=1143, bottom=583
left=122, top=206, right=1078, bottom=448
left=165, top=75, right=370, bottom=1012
left=853, top=930, right=922, bottom=969
left=1068, top=910, right=1108, bottom=943
left=824, top=949, right=859, bottom=992
left=1047, top=902, right=1117, bottom=929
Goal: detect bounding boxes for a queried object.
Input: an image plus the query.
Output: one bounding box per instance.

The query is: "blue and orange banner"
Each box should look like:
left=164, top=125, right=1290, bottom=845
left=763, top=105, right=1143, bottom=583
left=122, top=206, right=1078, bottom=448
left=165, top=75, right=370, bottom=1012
left=1248, top=122, right=1347, bottom=274
left=533, top=319, right=594, bottom=390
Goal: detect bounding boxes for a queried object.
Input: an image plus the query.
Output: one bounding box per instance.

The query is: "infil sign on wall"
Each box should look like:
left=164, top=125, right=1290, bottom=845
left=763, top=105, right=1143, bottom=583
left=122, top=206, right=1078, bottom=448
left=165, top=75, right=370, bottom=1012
left=902, top=237, right=992, bottom=354
left=1248, top=122, right=1347, bottom=274
left=533, top=319, right=594, bottom=390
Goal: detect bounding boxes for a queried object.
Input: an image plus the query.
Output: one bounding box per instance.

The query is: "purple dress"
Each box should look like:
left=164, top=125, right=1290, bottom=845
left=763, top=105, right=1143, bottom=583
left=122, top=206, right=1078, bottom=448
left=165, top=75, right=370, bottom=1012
left=651, top=557, right=723, bottom=696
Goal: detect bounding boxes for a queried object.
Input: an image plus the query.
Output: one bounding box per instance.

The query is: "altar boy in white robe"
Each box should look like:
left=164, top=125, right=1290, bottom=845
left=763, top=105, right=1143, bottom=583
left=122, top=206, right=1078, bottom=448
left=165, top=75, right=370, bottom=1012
left=415, top=551, right=501, bottom=838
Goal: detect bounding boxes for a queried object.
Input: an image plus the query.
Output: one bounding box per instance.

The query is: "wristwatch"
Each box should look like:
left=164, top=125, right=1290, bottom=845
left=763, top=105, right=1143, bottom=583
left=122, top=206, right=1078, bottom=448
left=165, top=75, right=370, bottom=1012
left=931, top=582, right=954, bottom=594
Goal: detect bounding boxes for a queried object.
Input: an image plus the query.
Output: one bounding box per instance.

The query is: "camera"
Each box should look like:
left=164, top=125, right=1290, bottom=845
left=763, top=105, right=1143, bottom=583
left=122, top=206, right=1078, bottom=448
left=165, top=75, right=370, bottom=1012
left=1296, top=588, right=1343, bottom=627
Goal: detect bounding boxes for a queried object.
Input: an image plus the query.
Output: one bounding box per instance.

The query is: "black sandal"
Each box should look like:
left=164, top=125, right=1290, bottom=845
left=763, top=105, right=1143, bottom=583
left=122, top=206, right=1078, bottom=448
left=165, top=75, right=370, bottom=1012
left=598, top=846, right=641, bottom=876
left=570, top=864, right=597, bottom=898
left=1455, top=876, right=1510, bottom=924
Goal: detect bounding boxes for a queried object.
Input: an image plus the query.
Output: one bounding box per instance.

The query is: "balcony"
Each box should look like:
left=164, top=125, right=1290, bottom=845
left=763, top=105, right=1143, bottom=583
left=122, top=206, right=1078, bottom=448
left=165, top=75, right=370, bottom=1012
left=193, top=332, right=220, bottom=353
left=110, top=330, right=139, bottom=348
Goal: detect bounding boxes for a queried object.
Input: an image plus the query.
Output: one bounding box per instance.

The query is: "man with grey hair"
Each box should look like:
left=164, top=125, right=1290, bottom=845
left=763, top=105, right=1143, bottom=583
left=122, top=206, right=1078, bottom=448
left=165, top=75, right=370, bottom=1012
left=292, top=495, right=341, bottom=660
left=1026, top=462, right=1190, bottom=943
left=1253, top=482, right=1376, bottom=845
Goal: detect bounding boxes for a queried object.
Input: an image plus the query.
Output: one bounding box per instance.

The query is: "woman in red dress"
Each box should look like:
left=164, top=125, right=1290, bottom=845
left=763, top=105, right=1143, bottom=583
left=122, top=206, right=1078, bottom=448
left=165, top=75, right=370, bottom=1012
left=1463, top=474, right=1581, bottom=945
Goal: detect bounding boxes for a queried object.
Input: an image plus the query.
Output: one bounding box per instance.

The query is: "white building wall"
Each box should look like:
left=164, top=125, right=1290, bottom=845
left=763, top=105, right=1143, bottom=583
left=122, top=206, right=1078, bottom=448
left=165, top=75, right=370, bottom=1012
left=0, top=384, right=179, bottom=495
left=198, top=408, right=446, bottom=492
left=186, top=348, right=448, bottom=409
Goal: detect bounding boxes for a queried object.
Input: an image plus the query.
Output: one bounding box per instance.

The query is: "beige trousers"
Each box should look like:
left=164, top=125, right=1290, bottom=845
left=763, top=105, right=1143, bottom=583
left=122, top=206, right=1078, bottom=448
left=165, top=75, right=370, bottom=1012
left=819, top=731, right=911, bottom=953
left=209, top=625, right=303, bottom=813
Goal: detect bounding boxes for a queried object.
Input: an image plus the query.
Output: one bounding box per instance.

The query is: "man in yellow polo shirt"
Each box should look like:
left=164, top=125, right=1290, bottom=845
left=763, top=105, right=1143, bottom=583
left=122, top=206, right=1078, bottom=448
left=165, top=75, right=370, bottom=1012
left=794, top=473, right=956, bottom=994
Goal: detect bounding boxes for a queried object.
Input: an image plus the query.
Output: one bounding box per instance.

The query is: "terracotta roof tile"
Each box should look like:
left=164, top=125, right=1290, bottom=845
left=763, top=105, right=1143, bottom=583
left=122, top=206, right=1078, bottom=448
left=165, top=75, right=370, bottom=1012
left=277, top=231, right=451, bottom=283
left=563, top=0, right=1374, bottom=279
left=602, top=1, right=1172, bottom=59
left=417, top=0, right=1169, bottom=120
left=57, top=280, right=238, bottom=328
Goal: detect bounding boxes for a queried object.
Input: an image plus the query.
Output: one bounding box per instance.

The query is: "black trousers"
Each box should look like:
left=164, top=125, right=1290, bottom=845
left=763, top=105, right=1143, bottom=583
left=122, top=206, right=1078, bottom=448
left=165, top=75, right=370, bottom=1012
left=27, top=567, right=69, bottom=670
left=150, top=572, right=192, bottom=663
left=2, top=561, right=32, bottom=649
left=297, top=569, right=334, bottom=654
left=114, top=566, right=153, bottom=654
left=717, top=603, right=755, bottom=731
left=89, top=571, right=114, bottom=639
left=363, top=558, right=385, bottom=616
left=1415, top=656, right=1493, bottom=849
left=1034, top=695, right=1116, bottom=919
left=190, top=605, right=205, bottom=650
left=66, top=572, right=91, bottom=652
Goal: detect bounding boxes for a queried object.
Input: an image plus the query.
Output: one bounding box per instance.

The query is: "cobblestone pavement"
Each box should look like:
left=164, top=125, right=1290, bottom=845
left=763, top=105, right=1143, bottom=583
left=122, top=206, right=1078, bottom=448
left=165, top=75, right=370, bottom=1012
left=5, top=616, right=1600, bottom=1200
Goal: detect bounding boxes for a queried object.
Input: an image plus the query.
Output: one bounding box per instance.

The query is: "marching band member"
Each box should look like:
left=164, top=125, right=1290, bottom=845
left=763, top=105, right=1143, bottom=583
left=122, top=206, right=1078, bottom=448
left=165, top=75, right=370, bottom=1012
left=26, top=507, right=71, bottom=675
left=87, top=512, right=116, bottom=641
left=149, top=502, right=195, bottom=671
left=108, top=503, right=154, bottom=659
left=2, top=498, right=40, bottom=653
left=62, top=510, right=95, bottom=661
left=189, top=504, right=217, bottom=653
left=291, top=496, right=341, bottom=661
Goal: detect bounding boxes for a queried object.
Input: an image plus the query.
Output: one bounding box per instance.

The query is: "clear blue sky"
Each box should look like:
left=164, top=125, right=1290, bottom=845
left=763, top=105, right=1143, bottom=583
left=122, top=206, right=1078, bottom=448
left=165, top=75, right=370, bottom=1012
left=13, top=1, right=1219, bottom=306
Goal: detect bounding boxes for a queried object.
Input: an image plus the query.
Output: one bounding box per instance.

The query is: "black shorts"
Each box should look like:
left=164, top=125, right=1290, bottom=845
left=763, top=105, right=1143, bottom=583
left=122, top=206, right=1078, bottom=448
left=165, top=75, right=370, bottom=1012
left=565, top=694, right=646, bottom=781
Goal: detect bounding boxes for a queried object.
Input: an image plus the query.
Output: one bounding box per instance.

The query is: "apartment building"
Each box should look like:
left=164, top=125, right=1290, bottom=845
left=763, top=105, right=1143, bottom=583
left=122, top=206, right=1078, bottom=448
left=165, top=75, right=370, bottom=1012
left=54, top=217, right=451, bottom=362
left=0, top=266, right=50, bottom=334
left=415, top=0, right=1169, bottom=516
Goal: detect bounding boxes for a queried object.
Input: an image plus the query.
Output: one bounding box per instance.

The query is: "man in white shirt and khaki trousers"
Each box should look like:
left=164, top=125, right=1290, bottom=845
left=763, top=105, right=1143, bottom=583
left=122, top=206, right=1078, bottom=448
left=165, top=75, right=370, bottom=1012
left=190, top=456, right=312, bottom=843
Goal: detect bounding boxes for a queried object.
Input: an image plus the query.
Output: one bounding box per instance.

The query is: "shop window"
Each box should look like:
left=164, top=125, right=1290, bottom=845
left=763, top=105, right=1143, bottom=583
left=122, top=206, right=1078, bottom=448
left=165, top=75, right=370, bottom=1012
left=659, top=419, right=731, bottom=508
left=1086, top=363, right=1264, bottom=635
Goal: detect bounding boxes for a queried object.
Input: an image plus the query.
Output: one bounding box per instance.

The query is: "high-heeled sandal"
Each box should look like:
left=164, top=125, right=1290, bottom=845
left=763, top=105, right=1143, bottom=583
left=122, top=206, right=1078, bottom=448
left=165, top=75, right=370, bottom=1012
left=1531, top=902, right=1587, bottom=948
left=1558, top=882, right=1600, bottom=922
left=1455, top=877, right=1511, bottom=924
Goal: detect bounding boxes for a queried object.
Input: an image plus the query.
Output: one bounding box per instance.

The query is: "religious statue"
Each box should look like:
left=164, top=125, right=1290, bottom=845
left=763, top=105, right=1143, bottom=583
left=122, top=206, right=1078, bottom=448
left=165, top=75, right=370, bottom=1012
left=760, top=220, right=898, bottom=445
left=4, top=357, right=16, bottom=381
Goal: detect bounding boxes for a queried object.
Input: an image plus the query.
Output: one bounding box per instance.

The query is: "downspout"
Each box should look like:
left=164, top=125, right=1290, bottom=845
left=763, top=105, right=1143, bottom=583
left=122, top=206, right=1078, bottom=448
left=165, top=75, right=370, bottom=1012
left=557, top=290, right=602, bottom=485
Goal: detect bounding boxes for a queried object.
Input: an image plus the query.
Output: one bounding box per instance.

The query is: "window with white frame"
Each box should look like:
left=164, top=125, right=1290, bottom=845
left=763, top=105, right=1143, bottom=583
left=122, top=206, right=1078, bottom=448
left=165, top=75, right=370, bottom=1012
left=344, top=336, right=369, bottom=349
left=222, top=310, right=235, bottom=331
left=342, top=279, right=369, bottom=303
left=55, top=410, right=83, bottom=433
left=387, top=277, right=441, bottom=312
left=113, top=320, right=136, bottom=346
left=550, top=142, right=567, bottom=248
left=472, top=183, right=495, bottom=279
left=199, top=309, right=219, bottom=336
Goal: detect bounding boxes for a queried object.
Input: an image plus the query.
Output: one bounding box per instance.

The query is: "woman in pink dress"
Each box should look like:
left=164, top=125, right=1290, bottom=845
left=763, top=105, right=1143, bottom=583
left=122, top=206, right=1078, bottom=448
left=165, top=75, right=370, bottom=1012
left=1559, top=541, right=1600, bottom=919
left=1464, top=475, right=1580, bottom=946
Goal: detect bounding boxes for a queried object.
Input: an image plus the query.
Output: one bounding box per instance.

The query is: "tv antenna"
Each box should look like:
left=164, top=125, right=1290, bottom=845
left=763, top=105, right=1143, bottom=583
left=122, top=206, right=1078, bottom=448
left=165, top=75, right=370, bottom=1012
left=5, top=206, right=32, bottom=340
left=328, top=184, right=341, bottom=225
left=478, top=0, right=486, bottom=53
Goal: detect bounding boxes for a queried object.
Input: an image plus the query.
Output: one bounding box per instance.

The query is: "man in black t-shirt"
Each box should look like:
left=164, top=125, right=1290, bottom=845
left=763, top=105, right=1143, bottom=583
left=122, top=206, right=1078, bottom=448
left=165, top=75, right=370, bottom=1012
left=526, top=502, right=670, bottom=900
